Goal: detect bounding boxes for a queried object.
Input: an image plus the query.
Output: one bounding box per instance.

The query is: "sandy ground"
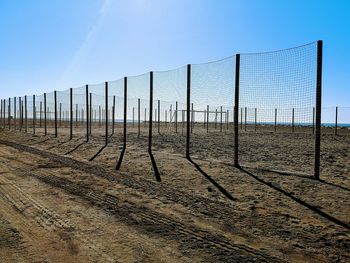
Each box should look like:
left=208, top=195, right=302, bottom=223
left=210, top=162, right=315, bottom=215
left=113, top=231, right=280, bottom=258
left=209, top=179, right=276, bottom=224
left=0, top=124, right=349, bottom=262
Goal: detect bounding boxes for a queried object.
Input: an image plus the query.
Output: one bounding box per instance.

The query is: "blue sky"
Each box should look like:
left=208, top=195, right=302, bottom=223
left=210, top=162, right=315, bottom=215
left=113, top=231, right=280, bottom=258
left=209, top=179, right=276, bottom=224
left=0, top=0, right=349, bottom=107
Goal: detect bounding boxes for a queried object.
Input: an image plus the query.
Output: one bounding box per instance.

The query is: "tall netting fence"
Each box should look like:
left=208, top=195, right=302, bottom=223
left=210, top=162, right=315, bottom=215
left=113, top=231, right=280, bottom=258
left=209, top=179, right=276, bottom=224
left=239, top=42, right=317, bottom=174
left=190, top=56, right=235, bottom=162
left=109, top=78, right=126, bottom=144
left=89, top=83, right=107, bottom=140
left=56, top=90, right=70, bottom=137
left=127, top=73, right=150, bottom=148
left=153, top=66, right=187, bottom=155
left=34, top=94, right=44, bottom=135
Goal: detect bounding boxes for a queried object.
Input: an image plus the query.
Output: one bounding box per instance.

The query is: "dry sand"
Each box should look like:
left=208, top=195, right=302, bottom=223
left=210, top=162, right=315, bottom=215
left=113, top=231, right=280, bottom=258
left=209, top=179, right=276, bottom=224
left=0, top=124, right=349, bottom=262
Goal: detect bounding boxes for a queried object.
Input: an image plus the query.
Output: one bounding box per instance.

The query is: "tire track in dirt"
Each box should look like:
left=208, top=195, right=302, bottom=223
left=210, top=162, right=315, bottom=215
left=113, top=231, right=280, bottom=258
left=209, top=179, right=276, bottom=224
left=0, top=139, right=239, bottom=221
left=13, top=166, right=280, bottom=263
left=0, top=175, right=118, bottom=263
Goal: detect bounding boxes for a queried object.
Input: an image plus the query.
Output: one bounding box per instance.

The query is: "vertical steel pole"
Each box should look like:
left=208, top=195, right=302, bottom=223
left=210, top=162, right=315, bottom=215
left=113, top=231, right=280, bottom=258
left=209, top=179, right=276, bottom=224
left=112, top=96, right=116, bottom=135
left=254, top=108, right=257, bottom=132
left=165, top=110, right=167, bottom=127
left=175, top=101, right=178, bottom=133
left=54, top=91, right=57, bottom=137
left=105, top=81, right=108, bottom=145
left=89, top=93, right=92, bottom=136
left=234, top=54, right=240, bottom=167
left=314, top=40, right=322, bottom=180
left=149, top=72, right=153, bottom=152
left=244, top=107, right=247, bottom=131
left=335, top=106, right=338, bottom=135
left=123, top=77, right=127, bottom=148
left=44, top=93, right=47, bottom=135
left=59, top=103, right=62, bottom=128
left=138, top=98, right=140, bottom=138
left=132, top=107, right=135, bottom=128
left=191, top=103, right=194, bottom=134
left=274, top=108, right=277, bottom=133
left=0, top=99, right=2, bottom=128
left=14, top=97, right=16, bottom=130
left=207, top=105, right=209, bottom=133
left=33, top=95, right=36, bottom=135
left=39, top=101, right=42, bottom=128
left=8, top=98, right=11, bottom=129
left=25, top=96, right=27, bottom=133
left=313, top=107, right=315, bottom=135
left=186, top=64, right=191, bottom=158
left=70, top=88, right=73, bottom=140
left=99, top=106, right=101, bottom=128
left=20, top=97, right=23, bottom=131
left=158, top=100, right=160, bottom=134
left=292, top=108, right=295, bottom=133
left=86, top=85, right=89, bottom=142
left=220, top=106, right=223, bottom=132
left=144, top=108, right=147, bottom=128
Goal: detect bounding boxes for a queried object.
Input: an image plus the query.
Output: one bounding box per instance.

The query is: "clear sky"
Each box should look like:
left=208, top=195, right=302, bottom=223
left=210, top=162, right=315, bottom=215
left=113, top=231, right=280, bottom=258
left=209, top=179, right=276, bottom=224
left=0, top=0, right=349, bottom=107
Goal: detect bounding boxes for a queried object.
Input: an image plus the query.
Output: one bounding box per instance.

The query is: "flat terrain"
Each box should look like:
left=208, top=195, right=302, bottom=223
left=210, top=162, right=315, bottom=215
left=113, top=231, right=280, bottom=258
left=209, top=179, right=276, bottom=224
left=0, top=126, right=349, bottom=262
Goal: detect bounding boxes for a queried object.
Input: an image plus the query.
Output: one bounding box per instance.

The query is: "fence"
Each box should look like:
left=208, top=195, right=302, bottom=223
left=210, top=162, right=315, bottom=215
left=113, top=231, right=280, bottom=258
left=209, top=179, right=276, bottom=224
left=0, top=41, right=329, bottom=179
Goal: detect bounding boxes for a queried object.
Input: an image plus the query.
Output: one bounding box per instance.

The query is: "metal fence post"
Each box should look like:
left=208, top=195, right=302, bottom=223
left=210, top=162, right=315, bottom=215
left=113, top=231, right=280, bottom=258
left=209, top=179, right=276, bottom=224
left=44, top=93, right=46, bottom=135
left=234, top=54, right=240, bottom=167
left=70, top=88, right=73, bottom=140
left=14, top=97, right=17, bottom=130
left=112, top=96, right=116, bottom=136
left=220, top=106, right=223, bottom=132
left=116, top=77, right=127, bottom=170
left=0, top=99, right=2, bottom=128
left=39, top=101, right=42, bottom=128
left=254, top=108, right=257, bottom=132
left=191, top=103, right=194, bottom=134
left=54, top=91, right=57, bottom=137
left=314, top=40, right=323, bottom=180
left=335, top=106, right=338, bottom=135
left=105, top=81, right=108, bottom=146
left=244, top=107, right=247, bottom=131
left=206, top=105, right=209, bottom=133
left=18, top=98, right=21, bottom=130
left=240, top=107, right=243, bottom=130
left=86, top=85, right=89, bottom=142
left=292, top=108, right=295, bottom=133
left=99, top=105, right=101, bottom=128
left=137, top=98, right=140, bottom=138
left=25, top=96, right=27, bottom=133
left=59, top=102, right=62, bottom=128
left=158, top=100, right=160, bottom=134
left=149, top=72, right=154, bottom=153
left=89, top=93, right=92, bottom=135
left=175, top=101, right=178, bottom=133
left=8, top=98, right=11, bottom=129
left=33, top=95, right=36, bottom=135
left=186, top=64, right=191, bottom=158
left=274, top=108, right=277, bottom=132
left=312, top=107, right=315, bottom=135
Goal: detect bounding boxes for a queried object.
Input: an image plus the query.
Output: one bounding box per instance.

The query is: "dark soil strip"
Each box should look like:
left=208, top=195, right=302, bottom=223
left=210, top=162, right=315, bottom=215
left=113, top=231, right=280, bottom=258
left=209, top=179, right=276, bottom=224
left=16, top=168, right=279, bottom=263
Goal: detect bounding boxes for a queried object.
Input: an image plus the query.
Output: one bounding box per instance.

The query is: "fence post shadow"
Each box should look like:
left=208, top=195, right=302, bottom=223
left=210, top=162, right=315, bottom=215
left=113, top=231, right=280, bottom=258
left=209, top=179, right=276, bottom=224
left=237, top=166, right=350, bottom=231
left=186, top=156, right=235, bottom=201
